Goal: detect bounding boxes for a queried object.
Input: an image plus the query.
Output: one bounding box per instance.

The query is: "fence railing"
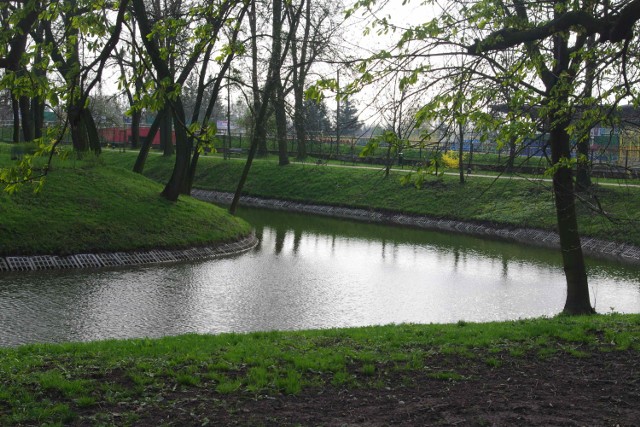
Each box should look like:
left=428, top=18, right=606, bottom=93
left=3, top=124, right=640, bottom=172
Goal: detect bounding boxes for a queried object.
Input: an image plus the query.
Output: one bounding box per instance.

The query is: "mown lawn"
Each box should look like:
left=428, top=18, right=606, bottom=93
left=0, top=314, right=638, bottom=425
left=102, top=150, right=640, bottom=247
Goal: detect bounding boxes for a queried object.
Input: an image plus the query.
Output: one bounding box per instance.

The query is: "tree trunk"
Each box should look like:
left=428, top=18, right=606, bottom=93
left=575, top=137, right=592, bottom=192
left=548, top=33, right=593, bottom=315
left=11, top=94, right=20, bottom=143
left=130, top=110, right=141, bottom=149
left=274, top=93, right=289, bottom=166
left=132, top=0, right=190, bottom=201
left=230, top=0, right=281, bottom=213
left=133, top=114, right=161, bottom=173
left=544, top=30, right=594, bottom=315
left=160, top=99, right=191, bottom=201
left=576, top=35, right=595, bottom=192
left=294, top=86, right=307, bottom=160
left=161, top=105, right=174, bottom=156
left=458, top=120, right=464, bottom=184
left=249, top=0, right=268, bottom=157
left=271, top=0, right=288, bottom=166
left=83, top=108, right=102, bottom=154
left=19, top=96, right=33, bottom=142
left=69, top=104, right=89, bottom=153
left=505, top=139, right=516, bottom=173
left=32, top=95, right=44, bottom=140
left=550, top=120, right=594, bottom=315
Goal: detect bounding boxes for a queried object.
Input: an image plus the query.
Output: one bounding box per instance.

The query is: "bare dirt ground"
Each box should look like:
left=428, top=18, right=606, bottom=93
left=99, top=349, right=639, bottom=426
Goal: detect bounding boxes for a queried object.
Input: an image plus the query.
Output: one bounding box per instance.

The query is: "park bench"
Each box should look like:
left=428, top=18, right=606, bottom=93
left=227, top=147, right=244, bottom=156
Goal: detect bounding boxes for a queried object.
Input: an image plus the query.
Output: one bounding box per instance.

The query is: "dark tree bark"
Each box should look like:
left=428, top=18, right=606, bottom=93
left=230, top=0, right=283, bottom=213
left=546, top=34, right=594, bottom=315
left=274, top=92, right=290, bottom=165
left=184, top=39, right=241, bottom=194
left=576, top=35, right=596, bottom=192
left=1, top=0, right=39, bottom=144
left=132, top=0, right=190, bottom=201
left=18, top=97, right=34, bottom=144
left=505, top=138, right=517, bottom=173
left=133, top=115, right=162, bottom=173
left=249, top=0, right=268, bottom=157
left=291, top=0, right=311, bottom=160
left=11, top=94, right=20, bottom=143
left=458, top=120, right=464, bottom=184
left=160, top=105, right=174, bottom=156
left=31, top=23, right=45, bottom=140
left=130, top=110, right=141, bottom=148
left=273, top=0, right=292, bottom=166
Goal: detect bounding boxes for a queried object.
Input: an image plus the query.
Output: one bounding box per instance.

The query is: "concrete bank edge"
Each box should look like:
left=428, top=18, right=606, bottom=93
left=0, top=233, right=258, bottom=273
left=192, top=189, right=640, bottom=265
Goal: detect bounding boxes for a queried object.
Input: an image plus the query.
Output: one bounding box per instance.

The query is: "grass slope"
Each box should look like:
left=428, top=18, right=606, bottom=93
left=103, top=151, right=640, bottom=246
left=0, top=314, right=637, bottom=425
left=0, top=150, right=251, bottom=256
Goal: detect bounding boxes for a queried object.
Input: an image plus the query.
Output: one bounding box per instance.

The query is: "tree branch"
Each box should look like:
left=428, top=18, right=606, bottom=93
left=467, top=1, right=640, bottom=54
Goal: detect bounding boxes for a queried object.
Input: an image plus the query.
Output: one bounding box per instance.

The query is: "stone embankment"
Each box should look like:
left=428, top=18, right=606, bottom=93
left=192, top=189, right=640, bottom=265
left=0, top=234, right=257, bottom=273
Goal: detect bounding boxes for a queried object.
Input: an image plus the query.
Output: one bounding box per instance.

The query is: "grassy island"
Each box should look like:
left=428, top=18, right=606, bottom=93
left=0, top=145, right=251, bottom=256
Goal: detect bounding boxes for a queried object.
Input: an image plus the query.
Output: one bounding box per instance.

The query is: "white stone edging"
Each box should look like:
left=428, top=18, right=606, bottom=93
left=0, top=233, right=258, bottom=273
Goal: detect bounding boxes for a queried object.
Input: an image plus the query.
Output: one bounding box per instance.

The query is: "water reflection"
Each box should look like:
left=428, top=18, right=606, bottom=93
left=0, top=207, right=639, bottom=347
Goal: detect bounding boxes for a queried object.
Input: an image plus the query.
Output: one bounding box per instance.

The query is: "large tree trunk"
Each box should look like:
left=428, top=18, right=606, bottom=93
left=83, top=108, right=101, bottom=154
left=160, top=99, right=190, bottom=201
left=130, top=110, right=141, bottom=149
left=548, top=33, right=594, bottom=315
left=550, top=120, right=594, bottom=315
left=68, top=104, right=101, bottom=155
left=69, top=104, right=88, bottom=153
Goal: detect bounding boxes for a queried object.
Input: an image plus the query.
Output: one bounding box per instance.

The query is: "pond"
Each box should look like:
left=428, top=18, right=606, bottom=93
left=1, top=207, right=639, bottom=347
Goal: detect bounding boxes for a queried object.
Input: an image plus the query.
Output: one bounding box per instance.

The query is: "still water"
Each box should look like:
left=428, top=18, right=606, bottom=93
left=1, top=207, right=639, bottom=346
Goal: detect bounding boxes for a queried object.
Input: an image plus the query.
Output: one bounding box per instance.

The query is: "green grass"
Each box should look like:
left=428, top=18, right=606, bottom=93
left=100, top=149, right=640, bottom=246
left=0, top=314, right=637, bottom=425
left=0, top=145, right=251, bottom=256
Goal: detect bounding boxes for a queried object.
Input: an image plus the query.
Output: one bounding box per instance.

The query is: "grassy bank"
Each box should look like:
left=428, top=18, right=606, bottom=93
left=103, top=150, right=640, bottom=246
left=0, top=314, right=638, bottom=425
left=0, top=146, right=251, bottom=256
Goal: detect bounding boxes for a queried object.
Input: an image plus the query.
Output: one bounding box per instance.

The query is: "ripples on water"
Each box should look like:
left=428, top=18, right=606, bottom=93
left=1, top=207, right=639, bottom=346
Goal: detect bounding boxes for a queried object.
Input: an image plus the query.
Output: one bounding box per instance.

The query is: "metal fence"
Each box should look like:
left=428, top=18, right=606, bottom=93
left=3, top=123, right=640, bottom=172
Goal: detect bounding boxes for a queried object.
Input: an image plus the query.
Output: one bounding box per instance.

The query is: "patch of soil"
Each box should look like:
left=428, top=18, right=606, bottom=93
left=106, top=349, right=639, bottom=426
